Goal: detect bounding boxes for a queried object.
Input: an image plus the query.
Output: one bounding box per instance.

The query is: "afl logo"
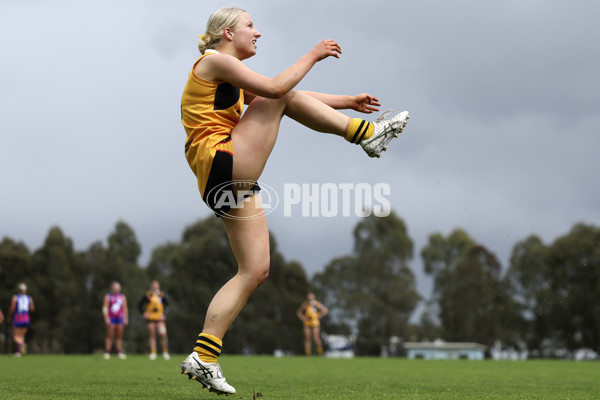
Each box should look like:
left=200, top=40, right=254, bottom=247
left=206, top=180, right=279, bottom=220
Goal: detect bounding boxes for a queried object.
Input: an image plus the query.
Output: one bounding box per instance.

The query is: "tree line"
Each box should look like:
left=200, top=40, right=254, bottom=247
left=1, top=213, right=598, bottom=357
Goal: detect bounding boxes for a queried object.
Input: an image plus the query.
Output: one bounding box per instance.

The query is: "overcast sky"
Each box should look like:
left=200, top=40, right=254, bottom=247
left=1, top=0, right=598, bottom=301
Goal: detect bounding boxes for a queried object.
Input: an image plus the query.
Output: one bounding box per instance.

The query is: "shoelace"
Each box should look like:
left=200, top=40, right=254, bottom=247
left=375, top=110, right=394, bottom=123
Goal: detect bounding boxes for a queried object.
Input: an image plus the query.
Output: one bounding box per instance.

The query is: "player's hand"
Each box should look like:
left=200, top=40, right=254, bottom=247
left=312, top=39, right=342, bottom=61
left=352, top=93, right=380, bottom=114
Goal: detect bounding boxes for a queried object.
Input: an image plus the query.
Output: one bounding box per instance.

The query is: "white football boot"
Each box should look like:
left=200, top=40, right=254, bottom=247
left=361, top=110, right=410, bottom=158
left=180, top=352, right=236, bottom=395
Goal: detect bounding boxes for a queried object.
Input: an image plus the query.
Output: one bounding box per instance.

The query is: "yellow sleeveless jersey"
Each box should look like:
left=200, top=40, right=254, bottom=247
left=181, top=51, right=244, bottom=198
left=144, top=291, right=165, bottom=322
left=303, top=304, right=320, bottom=327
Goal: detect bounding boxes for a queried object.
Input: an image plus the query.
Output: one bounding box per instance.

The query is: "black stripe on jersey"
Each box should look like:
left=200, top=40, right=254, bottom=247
left=214, top=83, right=240, bottom=111
left=197, top=335, right=222, bottom=351
left=350, top=120, right=366, bottom=144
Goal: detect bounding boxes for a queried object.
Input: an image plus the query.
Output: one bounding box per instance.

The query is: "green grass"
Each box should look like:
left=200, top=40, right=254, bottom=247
left=0, top=354, right=598, bottom=399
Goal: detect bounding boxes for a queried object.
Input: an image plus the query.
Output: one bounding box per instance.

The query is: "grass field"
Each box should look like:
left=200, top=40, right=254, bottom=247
left=0, top=354, right=598, bottom=399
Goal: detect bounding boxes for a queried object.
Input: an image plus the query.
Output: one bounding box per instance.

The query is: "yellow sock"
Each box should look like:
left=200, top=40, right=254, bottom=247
left=344, top=118, right=374, bottom=144
left=194, top=333, right=222, bottom=363
left=317, top=345, right=323, bottom=355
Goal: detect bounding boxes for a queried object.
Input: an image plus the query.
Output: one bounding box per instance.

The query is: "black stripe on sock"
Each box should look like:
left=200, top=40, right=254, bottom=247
left=350, top=120, right=366, bottom=144
left=195, top=342, right=221, bottom=357
left=197, top=335, right=222, bottom=351
left=356, top=122, right=371, bottom=143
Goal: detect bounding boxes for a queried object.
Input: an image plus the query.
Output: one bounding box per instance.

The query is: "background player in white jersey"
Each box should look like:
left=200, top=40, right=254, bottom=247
left=8, top=283, right=35, bottom=357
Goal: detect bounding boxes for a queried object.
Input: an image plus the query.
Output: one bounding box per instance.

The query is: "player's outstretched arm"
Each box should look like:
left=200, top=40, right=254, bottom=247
left=201, top=40, right=342, bottom=100
left=301, top=92, right=381, bottom=113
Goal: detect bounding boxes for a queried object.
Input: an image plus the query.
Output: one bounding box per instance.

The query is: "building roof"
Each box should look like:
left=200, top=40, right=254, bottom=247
left=404, top=341, right=487, bottom=351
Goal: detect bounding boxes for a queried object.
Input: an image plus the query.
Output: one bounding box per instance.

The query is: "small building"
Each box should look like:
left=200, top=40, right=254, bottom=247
left=324, top=334, right=356, bottom=359
left=404, top=340, right=486, bottom=360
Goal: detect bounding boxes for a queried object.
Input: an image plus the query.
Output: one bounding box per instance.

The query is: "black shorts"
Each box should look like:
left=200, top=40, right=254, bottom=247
left=203, top=150, right=260, bottom=217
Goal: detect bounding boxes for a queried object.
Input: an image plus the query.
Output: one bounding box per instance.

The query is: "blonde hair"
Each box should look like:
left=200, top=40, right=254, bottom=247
left=198, top=7, right=247, bottom=54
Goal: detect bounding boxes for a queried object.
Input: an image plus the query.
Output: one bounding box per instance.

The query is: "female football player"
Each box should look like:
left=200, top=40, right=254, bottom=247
left=138, top=280, right=170, bottom=360
left=102, top=281, right=129, bottom=359
left=8, top=283, right=35, bottom=357
left=179, top=7, right=409, bottom=395
left=297, top=293, right=329, bottom=356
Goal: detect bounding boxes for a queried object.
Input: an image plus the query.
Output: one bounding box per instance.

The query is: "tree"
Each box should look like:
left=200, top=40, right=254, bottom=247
left=506, top=224, right=600, bottom=355
left=422, top=229, right=517, bottom=346
left=546, top=223, right=600, bottom=352
left=82, top=241, right=108, bottom=352
left=504, top=235, right=552, bottom=352
left=107, top=221, right=141, bottom=265
left=0, top=237, right=31, bottom=310
left=29, top=227, right=89, bottom=353
left=415, top=306, right=442, bottom=342
left=313, top=212, right=420, bottom=355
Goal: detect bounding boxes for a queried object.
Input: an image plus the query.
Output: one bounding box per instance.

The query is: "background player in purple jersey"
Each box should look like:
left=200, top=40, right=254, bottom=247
left=102, top=281, right=129, bottom=359
left=8, top=283, right=35, bottom=357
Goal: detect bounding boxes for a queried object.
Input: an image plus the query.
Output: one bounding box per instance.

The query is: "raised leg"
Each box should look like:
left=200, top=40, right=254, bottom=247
left=231, top=91, right=350, bottom=183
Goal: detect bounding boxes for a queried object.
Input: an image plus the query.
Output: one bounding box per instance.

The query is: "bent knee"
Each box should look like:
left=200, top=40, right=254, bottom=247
left=245, top=257, right=270, bottom=289
left=281, top=89, right=300, bottom=103
left=254, top=259, right=270, bottom=287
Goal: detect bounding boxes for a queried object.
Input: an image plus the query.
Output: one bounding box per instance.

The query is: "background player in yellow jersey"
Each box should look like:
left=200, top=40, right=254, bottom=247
left=180, top=7, right=409, bottom=395
left=138, top=280, right=170, bottom=360
left=297, top=293, right=329, bottom=356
